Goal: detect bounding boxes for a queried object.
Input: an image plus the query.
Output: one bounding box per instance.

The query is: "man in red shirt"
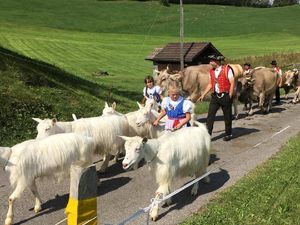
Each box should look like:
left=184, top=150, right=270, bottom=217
left=197, top=54, right=235, bottom=141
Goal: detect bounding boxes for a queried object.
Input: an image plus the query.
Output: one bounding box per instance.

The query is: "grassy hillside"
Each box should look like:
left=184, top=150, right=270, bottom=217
left=0, top=1, right=300, bottom=145
left=0, top=47, right=137, bottom=146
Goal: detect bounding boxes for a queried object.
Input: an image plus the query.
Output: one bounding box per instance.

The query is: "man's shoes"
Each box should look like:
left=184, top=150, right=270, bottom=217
left=223, top=135, right=232, bottom=141
left=274, top=101, right=281, bottom=105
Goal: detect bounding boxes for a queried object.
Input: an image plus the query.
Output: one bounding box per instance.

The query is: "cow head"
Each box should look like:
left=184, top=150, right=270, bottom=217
left=156, top=69, right=171, bottom=92
left=155, top=67, right=182, bottom=95
left=169, top=72, right=183, bottom=82
left=237, top=76, right=254, bottom=103
left=284, top=69, right=299, bottom=87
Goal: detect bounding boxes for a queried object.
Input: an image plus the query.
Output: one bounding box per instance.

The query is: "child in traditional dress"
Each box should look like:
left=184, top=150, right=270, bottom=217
left=153, top=82, right=192, bottom=131
left=141, top=76, right=163, bottom=110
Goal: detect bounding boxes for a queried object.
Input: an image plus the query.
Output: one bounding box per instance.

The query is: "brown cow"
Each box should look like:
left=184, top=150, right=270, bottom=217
left=284, top=69, right=300, bottom=103
left=238, top=67, right=280, bottom=115
left=278, top=69, right=299, bottom=99
left=155, top=64, right=243, bottom=118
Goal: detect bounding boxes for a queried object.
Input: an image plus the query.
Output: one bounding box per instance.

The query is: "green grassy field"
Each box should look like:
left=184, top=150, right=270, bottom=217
left=0, top=1, right=300, bottom=79
left=0, top=1, right=300, bottom=37
left=0, top=1, right=300, bottom=141
left=182, top=133, right=300, bottom=225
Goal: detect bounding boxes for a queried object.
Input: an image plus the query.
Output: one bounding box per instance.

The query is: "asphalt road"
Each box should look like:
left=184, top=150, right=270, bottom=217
left=1, top=97, right=299, bottom=225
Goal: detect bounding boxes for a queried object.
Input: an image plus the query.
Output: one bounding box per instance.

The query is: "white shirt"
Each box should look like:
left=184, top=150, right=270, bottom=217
left=274, top=67, right=282, bottom=77
left=213, top=66, right=234, bottom=93
left=143, top=85, right=162, bottom=99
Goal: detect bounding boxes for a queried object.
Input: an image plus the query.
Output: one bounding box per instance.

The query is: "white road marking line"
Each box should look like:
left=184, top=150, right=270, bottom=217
left=271, top=126, right=291, bottom=138
left=253, top=126, right=291, bottom=148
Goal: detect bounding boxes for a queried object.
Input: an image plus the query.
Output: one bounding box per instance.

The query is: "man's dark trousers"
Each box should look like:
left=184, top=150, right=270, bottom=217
left=275, top=87, right=280, bottom=103
left=206, top=93, right=232, bottom=136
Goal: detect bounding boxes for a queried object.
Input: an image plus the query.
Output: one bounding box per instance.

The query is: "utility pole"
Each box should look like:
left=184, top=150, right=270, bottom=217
left=180, top=0, right=184, bottom=71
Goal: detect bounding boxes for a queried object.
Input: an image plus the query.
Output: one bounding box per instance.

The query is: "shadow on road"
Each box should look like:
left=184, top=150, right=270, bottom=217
left=211, top=127, right=260, bottom=142
left=232, top=127, right=260, bottom=139
left=97, top=176, right=131, bottom=196
left=244, top=104, right=286, bottom=116
left=95, top=158, right=132, bottom=195
left=97, top=160, right=125, bottom=178
left=14, top=175, right=132, bottom=224
left=197, top=100, right=288, bottom=123
left=15, top=194, right=69, bottom=225
left=269, top=106, right=286, bottom=114
left=197, top=117, right=206, bottom=123
left=156, top=169, right=229, bottom=221
left=209, top=154, right=220, bottom=165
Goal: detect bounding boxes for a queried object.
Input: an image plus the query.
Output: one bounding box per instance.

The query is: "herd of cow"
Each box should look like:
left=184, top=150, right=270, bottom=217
left=155, top=64, right=299, bottom=117
left=0, top=63, right=299, bottom=225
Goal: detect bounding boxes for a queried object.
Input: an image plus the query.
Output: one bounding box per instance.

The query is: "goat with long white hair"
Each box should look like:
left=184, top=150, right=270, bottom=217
left=33, top=114, right=128, bottom=172
left=120, top=121, right=211, bottom=221
left=102, top=100, right=165, bottom=138
left=0, top=133, right=95, bottom=225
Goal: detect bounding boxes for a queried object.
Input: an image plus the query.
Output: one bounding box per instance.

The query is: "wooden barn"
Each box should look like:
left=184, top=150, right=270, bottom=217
left=145, top=42, right=223, bottom=72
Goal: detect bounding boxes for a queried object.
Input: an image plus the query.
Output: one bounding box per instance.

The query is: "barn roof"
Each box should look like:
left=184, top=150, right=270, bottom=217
left=145, top=47, right=163, bottom=60
left=145, top=42, right=222, bottom=63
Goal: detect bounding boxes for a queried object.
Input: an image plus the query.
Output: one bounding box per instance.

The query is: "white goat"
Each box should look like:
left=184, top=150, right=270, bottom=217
left=120, top=121, right=211, bottom=221
left=142, top=96, right=161, bottom=112
left=102, top=100, right=165, bottom=138
left=102, top=101, right=123, bottom=116
left=0, top=133, right=95, bottom=225
left=33, top=114, right=128, bottom=172
left=101, top=101, right=165, bottom=163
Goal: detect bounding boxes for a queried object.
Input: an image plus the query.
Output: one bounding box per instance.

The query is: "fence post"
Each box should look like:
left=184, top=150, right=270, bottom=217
left=65, top=164, right=98, bottom=225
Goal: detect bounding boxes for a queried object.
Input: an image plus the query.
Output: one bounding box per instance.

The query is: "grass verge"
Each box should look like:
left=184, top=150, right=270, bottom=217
left=181, top=133, right=300, bottom=225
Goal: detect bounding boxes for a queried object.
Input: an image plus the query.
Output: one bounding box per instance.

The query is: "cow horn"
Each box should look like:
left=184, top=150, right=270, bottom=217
left=243, top=71, right=249, bottom=76
left=169, top=73, right=182, bottom=81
